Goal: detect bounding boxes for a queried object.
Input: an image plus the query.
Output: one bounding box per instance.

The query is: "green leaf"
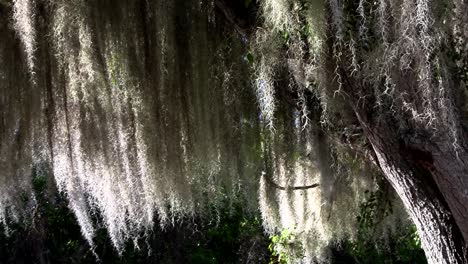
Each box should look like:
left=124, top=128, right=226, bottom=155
left=246, top=52, right=255, bottom=65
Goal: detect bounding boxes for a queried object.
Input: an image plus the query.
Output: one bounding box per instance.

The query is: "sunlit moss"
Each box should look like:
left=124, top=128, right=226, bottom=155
left=1, top=0, right=466, bottom=262
left=1, top=0, right=261, bottom=252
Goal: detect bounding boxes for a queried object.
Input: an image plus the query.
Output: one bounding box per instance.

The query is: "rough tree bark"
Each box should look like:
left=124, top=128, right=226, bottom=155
left=321, top=0, right=468, bottom=259
left=337, top=63, right=468, bottom=263
left=336, top=57, right=468, bottom=263
left=355, top=108, right=468, bottom=264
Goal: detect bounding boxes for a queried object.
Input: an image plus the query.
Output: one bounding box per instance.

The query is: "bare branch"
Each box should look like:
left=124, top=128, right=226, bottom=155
left=263, top=175, right=320, bottom=191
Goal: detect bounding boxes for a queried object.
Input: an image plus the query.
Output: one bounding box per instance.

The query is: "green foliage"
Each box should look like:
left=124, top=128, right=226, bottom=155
left=342, top=190, right=427, bottom=264
left=268, top=229, right=295, bottom=264
left=0, top=166, right=428, bottom=263
left=245, top=51, right=255, bottom=65
left=342, top=224, right=426, bottom=264
left=0, top=166, right=96, bottom=263
left=1, top=172, right=271, bottom=263
left=268, top=229, right=304, bottom=264
left=356, top=189, right=393, bottom=235
left=263, top=189, right=427, bottom=264
left=189, top=205, right=268, bottom=264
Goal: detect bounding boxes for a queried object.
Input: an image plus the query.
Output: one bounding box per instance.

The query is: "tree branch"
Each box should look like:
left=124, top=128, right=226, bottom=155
left=214, top=0, right=256, bottom=39
left=263, top=175, right=320, bottom=190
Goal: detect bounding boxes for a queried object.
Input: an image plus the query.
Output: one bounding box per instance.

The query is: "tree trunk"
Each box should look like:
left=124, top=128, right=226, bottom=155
left=355, top=111, right=468, bottom=263
left=330, top=30, right=468, bottom=261
left=429, top=144, right=468, bottom=243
